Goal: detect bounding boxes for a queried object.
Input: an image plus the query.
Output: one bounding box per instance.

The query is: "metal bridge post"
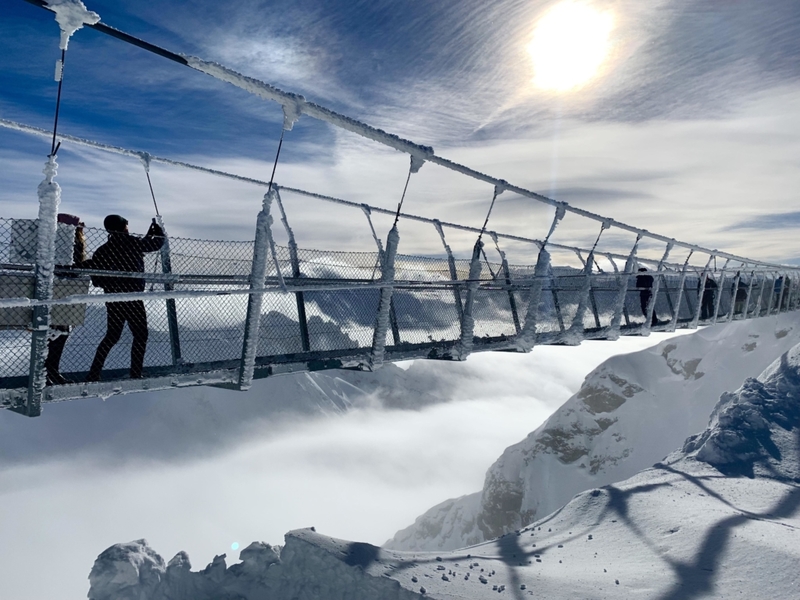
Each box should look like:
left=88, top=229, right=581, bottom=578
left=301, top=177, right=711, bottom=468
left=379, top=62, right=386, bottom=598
left=724, top=268, right=741, bottom=323
left=610, top=237, right=640, bottom=339
left=711, top=259, right=731, bottom=324
left=743, top=270, right=756, bottom=319
left=433, top=220, right=464, bottom=322
left=690, top=256, right=715, bottom=329
left=275, top=189, right=310, bottom=351
left=238, top=190, right=276, bottom=390
left=369, top=226, right=399, bottom=369
left=20, top=156, right=61, bottom=417
left=517, top=246, right=549, bottom=350
left=156, top=216, right=182, bottom=366
left=643, top=242, right=673, bottom=335
left=489, top=233, right=521, bottom=334
left=567, top=250, right=597, bottom=343
left=669, top=250, right=693, bottom=331
left=456, top=239, right=483, bottom=360
left=753, top=273, right=768, bottom=318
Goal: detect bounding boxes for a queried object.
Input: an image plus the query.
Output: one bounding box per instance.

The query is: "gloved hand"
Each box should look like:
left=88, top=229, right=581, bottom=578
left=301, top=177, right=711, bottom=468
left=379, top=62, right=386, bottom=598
left=148, top=220, right=164, bottom=237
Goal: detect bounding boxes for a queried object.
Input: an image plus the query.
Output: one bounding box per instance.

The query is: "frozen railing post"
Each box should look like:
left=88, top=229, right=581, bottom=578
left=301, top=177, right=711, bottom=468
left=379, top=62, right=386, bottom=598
left=711, top=258, right=731, bottom=324
left=155, top=216, right=181, bottom=366
left=275, top=188, right=310, bottom=352
left=368, top=225, right=399, bottom=369
left=489, top=232, right=521, bottom=334
left=669, top=250, right=694, bottom=331
left=237, top=190, right=276, bottom=390
left=691, top=256, right=715, bottom=328
left=609, top=235, right=641, bottom=339
left=456, top=238, right=484, bottom=360
left=433, top=220, right=464, bottom=322
left=518, top=206, right=565, bottom=351
left=20, top=156, right=61, bottom=417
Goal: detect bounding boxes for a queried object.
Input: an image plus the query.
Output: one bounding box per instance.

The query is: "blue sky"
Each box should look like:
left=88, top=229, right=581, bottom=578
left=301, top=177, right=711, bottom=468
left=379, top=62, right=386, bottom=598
left=2, top=0, right=800, bottom=262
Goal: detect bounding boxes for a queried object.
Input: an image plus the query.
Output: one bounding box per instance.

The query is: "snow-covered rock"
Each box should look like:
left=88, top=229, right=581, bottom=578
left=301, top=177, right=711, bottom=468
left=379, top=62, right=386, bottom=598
left=88, top=344, right=800, bottom=599
left=386, top=313, right=800, bottom=551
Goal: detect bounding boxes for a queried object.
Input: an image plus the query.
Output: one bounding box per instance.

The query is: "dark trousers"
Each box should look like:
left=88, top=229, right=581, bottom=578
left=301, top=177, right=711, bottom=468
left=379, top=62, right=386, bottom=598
left=639, top=291, right=657, bottom=325
left=89, top=300, right=149, bottom=379
left=701, top=290, right=716, bottom=320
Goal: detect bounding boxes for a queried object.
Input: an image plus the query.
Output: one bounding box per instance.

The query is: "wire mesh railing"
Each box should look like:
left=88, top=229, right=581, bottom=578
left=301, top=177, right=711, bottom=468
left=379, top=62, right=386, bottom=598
left=4, top=208, right=800, bottom=417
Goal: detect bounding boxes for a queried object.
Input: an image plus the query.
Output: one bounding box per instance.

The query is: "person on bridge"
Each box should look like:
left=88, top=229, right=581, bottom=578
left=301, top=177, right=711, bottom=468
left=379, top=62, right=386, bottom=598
left=636, top=267, right=658, bottom=326
left=700, top=272, right=718, bottom=320
left=83, top=215, right=164, bottom=382
left=733, top=272, right=748, bottom=316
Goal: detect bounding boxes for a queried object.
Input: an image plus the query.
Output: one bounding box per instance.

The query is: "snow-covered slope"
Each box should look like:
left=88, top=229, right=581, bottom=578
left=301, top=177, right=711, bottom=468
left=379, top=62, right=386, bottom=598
left=87, top=341, right=800, bottom=599
left=387, top=313, right=800, bottom=551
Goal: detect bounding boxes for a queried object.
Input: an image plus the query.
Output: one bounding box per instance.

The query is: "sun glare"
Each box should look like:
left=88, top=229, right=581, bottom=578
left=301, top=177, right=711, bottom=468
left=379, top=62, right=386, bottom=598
left=527, top=1, right=614, bottom=92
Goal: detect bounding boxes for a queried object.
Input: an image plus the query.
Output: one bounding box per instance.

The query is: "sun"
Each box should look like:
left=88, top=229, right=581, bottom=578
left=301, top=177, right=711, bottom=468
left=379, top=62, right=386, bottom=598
left=527, top=1, right=614, bottom=92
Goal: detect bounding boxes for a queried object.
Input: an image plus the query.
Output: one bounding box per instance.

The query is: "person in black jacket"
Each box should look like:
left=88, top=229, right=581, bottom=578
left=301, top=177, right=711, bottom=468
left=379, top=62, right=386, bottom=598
left=700, top=272, right=718, bottom=320
left=636, top=267, right=658, bottom=326
left=85, top=214, right=164, bottom=381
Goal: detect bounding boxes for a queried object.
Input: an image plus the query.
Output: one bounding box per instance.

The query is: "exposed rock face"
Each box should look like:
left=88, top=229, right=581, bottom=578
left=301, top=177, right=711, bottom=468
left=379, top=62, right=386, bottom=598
left=387, top=314, right=800, bottom=551
left=88, top=533, right=419, bottom=600
left=682, top=345, right=800, bottom=482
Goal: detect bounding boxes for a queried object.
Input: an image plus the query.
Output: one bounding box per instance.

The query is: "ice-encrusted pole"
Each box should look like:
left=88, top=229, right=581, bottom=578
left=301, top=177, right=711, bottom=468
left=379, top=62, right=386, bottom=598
left=743, top=270, right=756, bottom=319
left=724, top=267, right=742, bottom=323
left=668, top=250, right=694, bottom=332
left=517, top=206, right=565, bottom=351
left=275, top=188, right=310, bottom=352
left=369, top=226, right=399, bottom=370
left=22, top=157, right=61, bottom=416
left=691, top=255, right=715, bottom=328
left=490, top=232, right=521, bottom=335
left=566, top=220, right=610, bottom=344
left=710, top=258, right=731, bottom=323
left=609, top=234, right=642, bottom=340
left=238, top=190, right=277, bottom=390
left=456, top=239, right=484, bottom=360
left=433, top=220, right=464, bottom=322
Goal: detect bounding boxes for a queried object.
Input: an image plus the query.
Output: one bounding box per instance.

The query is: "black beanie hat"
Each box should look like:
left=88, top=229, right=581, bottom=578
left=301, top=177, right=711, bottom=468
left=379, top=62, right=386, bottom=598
left=104, top=214, right=128, bottom=232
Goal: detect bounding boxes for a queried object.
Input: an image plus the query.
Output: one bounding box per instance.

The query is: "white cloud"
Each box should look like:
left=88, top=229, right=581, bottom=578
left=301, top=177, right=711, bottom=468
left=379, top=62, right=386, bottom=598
left=0, top=334, right=680, bottom=600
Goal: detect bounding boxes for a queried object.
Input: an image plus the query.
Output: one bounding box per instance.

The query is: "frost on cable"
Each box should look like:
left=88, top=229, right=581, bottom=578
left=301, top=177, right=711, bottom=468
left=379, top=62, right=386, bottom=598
left=45, top=0, right=100, bottom=50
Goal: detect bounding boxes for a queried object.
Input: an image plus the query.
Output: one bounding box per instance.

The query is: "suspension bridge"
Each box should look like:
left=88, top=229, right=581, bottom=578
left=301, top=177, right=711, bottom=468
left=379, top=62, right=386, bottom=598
left=2, top=0, right=799, bottom=417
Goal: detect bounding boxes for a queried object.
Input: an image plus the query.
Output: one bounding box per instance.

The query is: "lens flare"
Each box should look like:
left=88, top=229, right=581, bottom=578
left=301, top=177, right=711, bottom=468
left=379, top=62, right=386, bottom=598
left=231, top=542, right=240, bottom=551
left=528, top=1, right=614, bottom=92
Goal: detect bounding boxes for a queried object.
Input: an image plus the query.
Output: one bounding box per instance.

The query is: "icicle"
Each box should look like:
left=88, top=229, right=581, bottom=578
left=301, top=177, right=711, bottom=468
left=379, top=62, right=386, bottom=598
left=282, top=100, right=303, bottom=131
left=410, top=154, right=426, bottom=174
left=45, top=0, right=100, bottom=50
left=35, top=156, right=62, bottom=300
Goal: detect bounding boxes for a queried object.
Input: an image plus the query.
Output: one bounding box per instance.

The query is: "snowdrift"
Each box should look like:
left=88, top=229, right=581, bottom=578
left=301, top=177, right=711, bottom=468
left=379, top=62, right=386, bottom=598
left=88, top=326, right=800, bottom=600
left=387, top=313, right=800, bottom=551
